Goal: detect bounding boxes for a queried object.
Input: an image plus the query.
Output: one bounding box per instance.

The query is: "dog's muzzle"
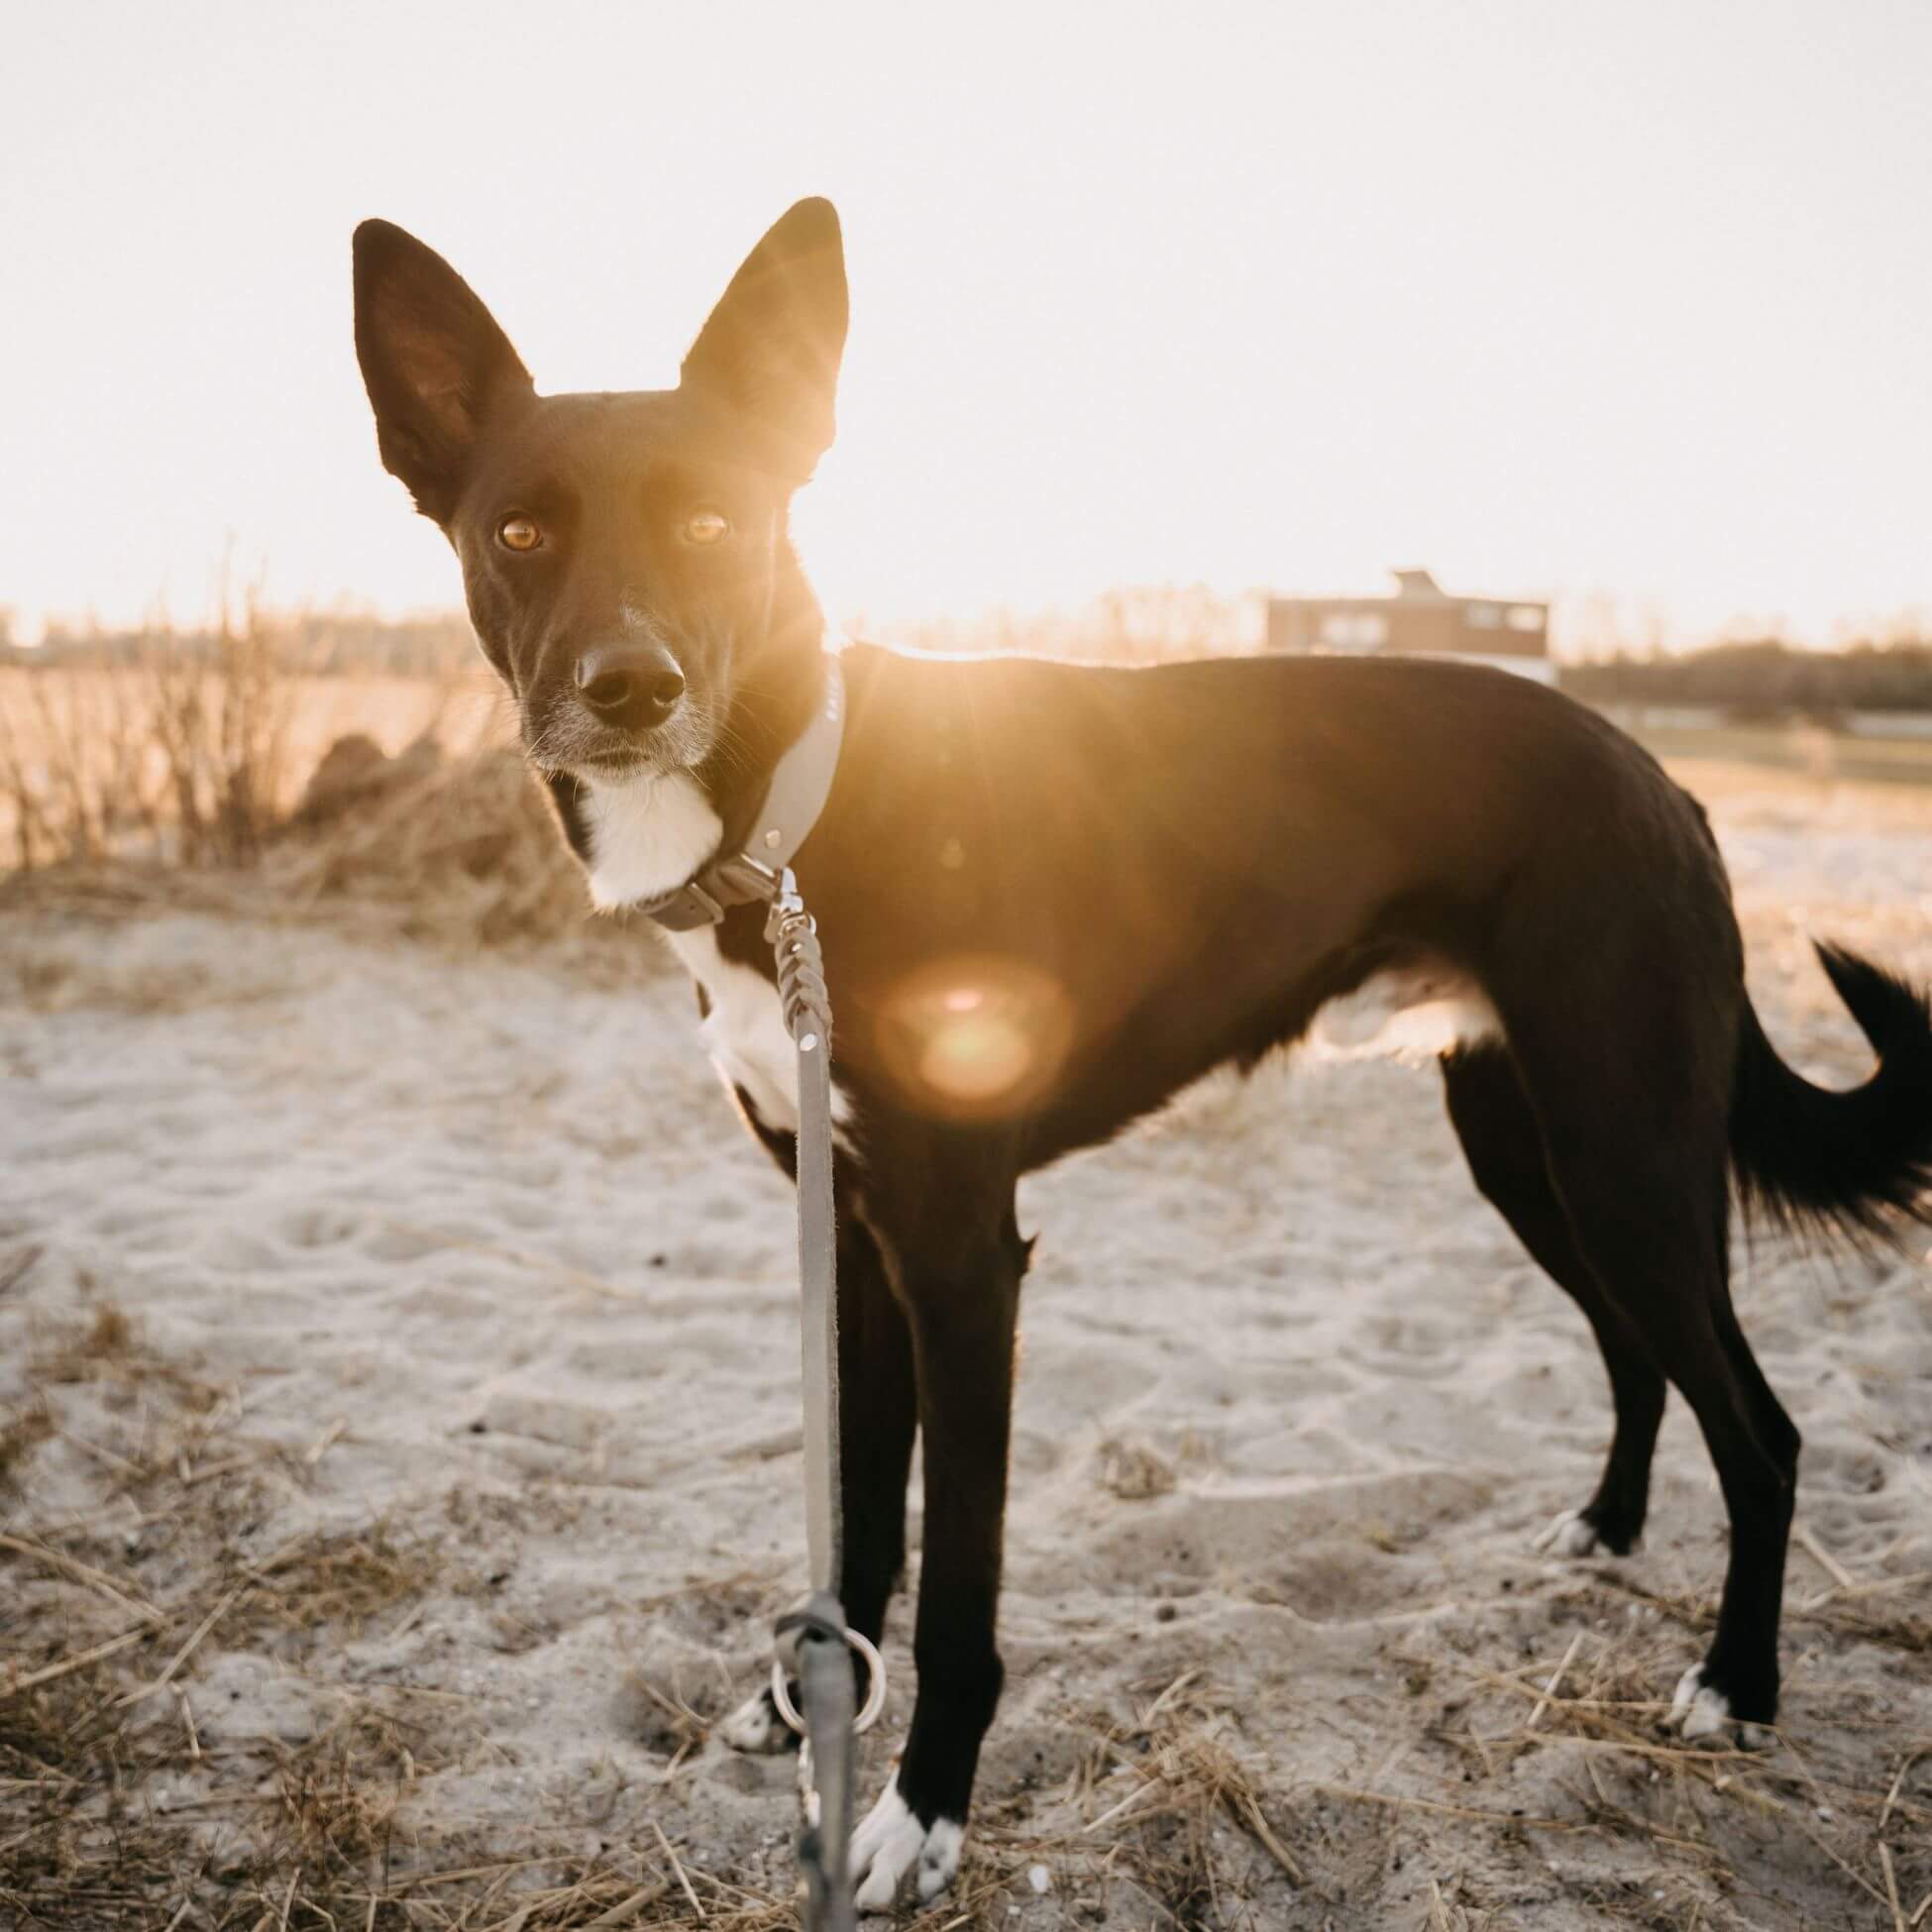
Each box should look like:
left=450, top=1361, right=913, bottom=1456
left=574, top=641, right=687, bottom=736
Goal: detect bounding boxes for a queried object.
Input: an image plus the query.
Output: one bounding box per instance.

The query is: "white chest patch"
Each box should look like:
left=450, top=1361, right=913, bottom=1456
left=664, top=926, right=820, bottom=1132
left=578, top=770, right=850, bottom=1137
left=581, top=771, right=723, bottom=912
left=1308, top=961, right=1503, bottom=1064
left=664, top=928, right=854, bottom=1135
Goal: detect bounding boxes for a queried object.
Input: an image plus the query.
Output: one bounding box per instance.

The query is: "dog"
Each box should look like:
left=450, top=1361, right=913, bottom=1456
left=353, top=198, right=1932, bottom=1910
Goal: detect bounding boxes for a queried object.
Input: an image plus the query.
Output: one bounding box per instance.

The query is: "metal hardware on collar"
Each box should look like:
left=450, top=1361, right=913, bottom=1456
left=637, top=656, right=845, bottom=931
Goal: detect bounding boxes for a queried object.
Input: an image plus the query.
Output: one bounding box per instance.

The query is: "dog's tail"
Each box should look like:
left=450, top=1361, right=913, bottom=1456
left=1730, top=940, right=1932, bottom=1246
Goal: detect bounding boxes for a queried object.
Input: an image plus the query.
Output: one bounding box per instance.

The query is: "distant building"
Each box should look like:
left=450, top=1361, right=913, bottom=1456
left=1266, top=569, right=1555, bottom=683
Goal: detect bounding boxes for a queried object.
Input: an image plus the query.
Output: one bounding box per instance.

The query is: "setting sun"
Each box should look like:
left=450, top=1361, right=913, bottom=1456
left=4, top=5, right=1928, bottom=650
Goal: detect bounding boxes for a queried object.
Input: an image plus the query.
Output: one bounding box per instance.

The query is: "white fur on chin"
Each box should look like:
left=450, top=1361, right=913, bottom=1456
left=582, top=771, right=722, bottom=911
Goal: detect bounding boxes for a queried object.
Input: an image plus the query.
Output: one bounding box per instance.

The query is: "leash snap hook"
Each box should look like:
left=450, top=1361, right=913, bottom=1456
left=764, top=865, right=813, bottom=942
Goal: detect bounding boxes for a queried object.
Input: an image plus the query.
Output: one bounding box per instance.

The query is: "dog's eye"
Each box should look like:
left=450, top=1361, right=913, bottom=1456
left=683, top=508, right=730, bottom=546
left=496, top=514, right=542, bottom=553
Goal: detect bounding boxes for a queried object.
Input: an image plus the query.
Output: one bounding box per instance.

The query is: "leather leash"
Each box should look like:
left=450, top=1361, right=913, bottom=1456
left=767, top=872, right=866, bottom=1932
left=633, top=658, right=878, bottom=1926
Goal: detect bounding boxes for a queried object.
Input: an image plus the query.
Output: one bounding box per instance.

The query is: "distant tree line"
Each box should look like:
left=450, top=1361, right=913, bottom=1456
left=11, top=609, right=1932, bottom=715
left=1560, top=639, right=1932, bottom=717
left=6, top=589, right=1266, bottom=675
left=6, top=611, right=477, bottom=677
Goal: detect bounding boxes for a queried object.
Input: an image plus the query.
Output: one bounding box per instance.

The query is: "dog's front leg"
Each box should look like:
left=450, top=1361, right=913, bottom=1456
left=848, top=1181, right=1027, bottom=1913
left=719, top=1209, right=917, bottom=1755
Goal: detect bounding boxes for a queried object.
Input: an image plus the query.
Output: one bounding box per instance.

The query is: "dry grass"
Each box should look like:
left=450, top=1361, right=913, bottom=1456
left=5, top=1297, right=1928, bottom=1928
left=268, top=740, right=597, bottom=944
left=230, top=1526, right=449, bottom=1647
left=0, top=615, right=568, bottom=949
left=0, top=1303, right=824, bottom=1932
left=0, top=667, right=626, bottom=950
left=0, top=1398, right=54, bottom=1490
left=1075, top=1669, right=1307, bottom=1918
left=0, top=1312, right=461, bottom=1929
left=0, top=601, right=302, bottom=870
left=2, top=1309, right=1316, bottom=1931
left=894, top=1671, right=1322, bottom=1927
left=935, top=1618, right=1932, bottom=1929
left=1396, top=1593, right=1932, bottom=1930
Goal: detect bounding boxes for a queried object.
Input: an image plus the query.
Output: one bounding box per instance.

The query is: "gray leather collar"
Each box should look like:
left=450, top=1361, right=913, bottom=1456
left=638, top=656, right=846, bottom=931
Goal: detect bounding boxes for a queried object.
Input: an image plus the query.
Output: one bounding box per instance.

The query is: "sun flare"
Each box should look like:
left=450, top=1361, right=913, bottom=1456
left=875, top=953, right=1075, bottom=1120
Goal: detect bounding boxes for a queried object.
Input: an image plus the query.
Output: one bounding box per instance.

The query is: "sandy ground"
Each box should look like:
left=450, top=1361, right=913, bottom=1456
left=2, top=767, right=1929, bottom=1930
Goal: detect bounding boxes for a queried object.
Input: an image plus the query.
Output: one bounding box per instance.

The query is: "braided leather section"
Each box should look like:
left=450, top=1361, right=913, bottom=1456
left=770, top=899, right=833, bottom=1046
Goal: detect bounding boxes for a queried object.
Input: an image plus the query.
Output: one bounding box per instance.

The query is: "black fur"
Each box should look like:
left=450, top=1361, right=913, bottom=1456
left=353, top=200, right=1932, bottom=1884
left=1732, top=941, right=1932, bottom=1243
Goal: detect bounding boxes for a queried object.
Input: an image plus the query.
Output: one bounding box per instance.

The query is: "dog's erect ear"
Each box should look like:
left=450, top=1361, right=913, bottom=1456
left=353, top=220, right=535, bottom=523
left=681, top=198, right=848, bottom=481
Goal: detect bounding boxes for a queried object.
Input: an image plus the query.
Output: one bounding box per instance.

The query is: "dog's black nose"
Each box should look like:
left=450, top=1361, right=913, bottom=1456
left=574, top=644, right=687, bottom=733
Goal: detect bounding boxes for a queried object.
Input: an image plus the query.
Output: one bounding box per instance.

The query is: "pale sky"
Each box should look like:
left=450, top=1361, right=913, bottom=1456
left=5, top=2, right=1928, bottom=651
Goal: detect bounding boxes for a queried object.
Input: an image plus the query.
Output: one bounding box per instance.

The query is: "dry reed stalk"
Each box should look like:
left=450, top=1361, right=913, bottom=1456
left=0, top=1534, right=164, bottom=1625
left=3, top=1625, right=151, bottom=1693
left=1068, top=1670, right=1308, bottom=1916
left=0, top=596, right=296, bottom=873
left=114, top=1585, right=238, bottom=1705
left=0, top=691, right=48, bottom=868
left=1795, top=1523, right=1859, bottom=1592
left=1524, top=1629, right=1585, bottom=1732
left=0, top=1242, right=47, bottom=1297
left=145, top=590, right=300, bottom=865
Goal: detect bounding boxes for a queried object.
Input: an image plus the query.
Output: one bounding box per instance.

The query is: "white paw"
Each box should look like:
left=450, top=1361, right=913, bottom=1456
left=850, top=1777, right=964, bottom=1912
left=717, top=1687, right=791, bottom=1755
left=1534, top=1508, right=1602, bottom=1557
left=1668, top=1665, right=1772, bottom=1750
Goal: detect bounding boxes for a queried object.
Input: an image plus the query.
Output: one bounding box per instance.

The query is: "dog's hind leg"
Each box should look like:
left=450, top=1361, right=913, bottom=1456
left=1504, top=1027, right=1798, bottom=1742
left=719, top=1208, right=918, bottom=1756
left=1443, top=1045, right=1664, bottom=1556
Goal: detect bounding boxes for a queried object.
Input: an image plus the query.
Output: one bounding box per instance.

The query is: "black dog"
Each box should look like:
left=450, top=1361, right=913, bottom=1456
left=353, top=199, right=1932, bottom=1910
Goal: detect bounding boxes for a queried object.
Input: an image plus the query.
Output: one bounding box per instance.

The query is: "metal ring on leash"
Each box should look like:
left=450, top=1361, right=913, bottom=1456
left=772, top=1628, right=887, bottom=1738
